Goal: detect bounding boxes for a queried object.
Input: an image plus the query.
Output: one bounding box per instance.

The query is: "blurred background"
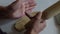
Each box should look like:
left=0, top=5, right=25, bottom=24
left=0, top=0, right=60, bottom=34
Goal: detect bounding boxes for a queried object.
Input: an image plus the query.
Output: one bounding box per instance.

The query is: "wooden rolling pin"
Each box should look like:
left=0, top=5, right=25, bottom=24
left=14, top=1, right=60, bottom=31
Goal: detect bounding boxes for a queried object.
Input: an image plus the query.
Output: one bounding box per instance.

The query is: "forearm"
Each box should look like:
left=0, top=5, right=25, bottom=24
left=0, top=6, right=9, bottom=18
left=6, top=1, right=18, bottom=10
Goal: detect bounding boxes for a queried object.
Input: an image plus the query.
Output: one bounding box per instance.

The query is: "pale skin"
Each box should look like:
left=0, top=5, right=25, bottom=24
left=0, top=0, right=36, bottom=18
left=6, top=0, right=36, bottom=18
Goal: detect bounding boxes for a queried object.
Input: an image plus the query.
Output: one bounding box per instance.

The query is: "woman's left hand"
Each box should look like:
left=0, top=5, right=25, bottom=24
left=7, top=0, right=36, bottom=18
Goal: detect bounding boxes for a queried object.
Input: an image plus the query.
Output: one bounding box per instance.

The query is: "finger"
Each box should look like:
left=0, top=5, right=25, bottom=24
left=25, top=2, right=36, bottom=11
left=25, top=3, right=36, bottom=11
left=40, top=20, right=46, bottom=27
left=34, top=12, right=42, bottom=20
left=23, top=2, right=33, bottom=19
left=26, top=9, right=32, bottom=13
left=28, top=2, right=36, bottom=7
left=26, top=6, right=35, bottom=11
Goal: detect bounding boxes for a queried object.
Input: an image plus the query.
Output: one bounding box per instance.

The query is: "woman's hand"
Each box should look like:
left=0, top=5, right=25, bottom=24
left=25, top=12, right=46, bottom=34
left=7, top=0, right=36, bottom=18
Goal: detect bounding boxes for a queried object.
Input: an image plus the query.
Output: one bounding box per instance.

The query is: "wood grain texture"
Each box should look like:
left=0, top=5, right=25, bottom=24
left=15, top=15, right=30, bottom=31
left=42, top=1, right=60, bottom=20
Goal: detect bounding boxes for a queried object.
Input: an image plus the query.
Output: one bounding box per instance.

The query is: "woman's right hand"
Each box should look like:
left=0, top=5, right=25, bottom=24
left=25, top=12, right=46, bottom=34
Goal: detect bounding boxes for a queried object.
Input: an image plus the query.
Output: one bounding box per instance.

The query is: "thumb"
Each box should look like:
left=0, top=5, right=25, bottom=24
left=34, top=12, right=42, bottom=20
